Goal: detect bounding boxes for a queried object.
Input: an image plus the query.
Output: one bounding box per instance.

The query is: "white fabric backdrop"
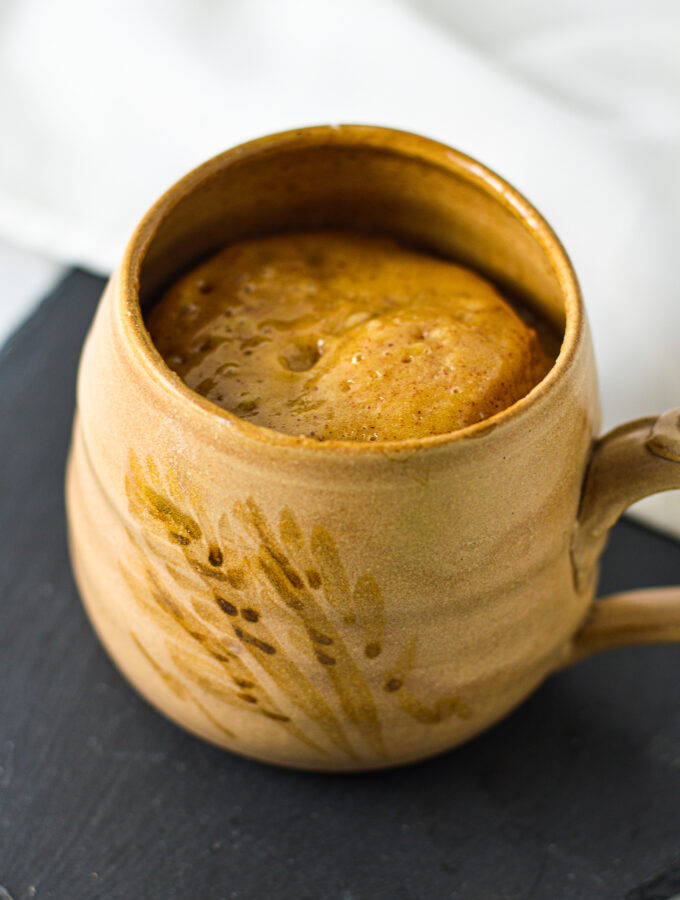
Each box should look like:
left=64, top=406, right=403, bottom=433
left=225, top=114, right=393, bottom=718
left=1, top=0, right=679, bottom=531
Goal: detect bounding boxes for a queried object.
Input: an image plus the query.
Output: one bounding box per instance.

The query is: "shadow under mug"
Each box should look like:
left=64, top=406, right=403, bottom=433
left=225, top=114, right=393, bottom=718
left=66, top=125, right=680, bottom=771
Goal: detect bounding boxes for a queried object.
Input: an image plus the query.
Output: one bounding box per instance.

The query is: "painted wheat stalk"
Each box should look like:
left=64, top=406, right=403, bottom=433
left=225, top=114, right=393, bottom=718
left=122, top=451, right=472, bottom=760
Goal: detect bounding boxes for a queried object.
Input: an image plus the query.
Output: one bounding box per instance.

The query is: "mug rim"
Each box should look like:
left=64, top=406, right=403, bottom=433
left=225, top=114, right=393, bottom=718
left=118, top=124, right=584, bottom=455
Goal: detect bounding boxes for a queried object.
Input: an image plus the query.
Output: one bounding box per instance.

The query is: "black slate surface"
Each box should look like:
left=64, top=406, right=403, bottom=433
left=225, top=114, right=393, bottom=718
left=1, top=270, right=680, bottom=900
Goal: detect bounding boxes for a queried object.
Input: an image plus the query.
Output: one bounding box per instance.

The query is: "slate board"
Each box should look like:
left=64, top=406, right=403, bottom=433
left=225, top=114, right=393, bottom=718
left=1, top=270, right=680, bottom=900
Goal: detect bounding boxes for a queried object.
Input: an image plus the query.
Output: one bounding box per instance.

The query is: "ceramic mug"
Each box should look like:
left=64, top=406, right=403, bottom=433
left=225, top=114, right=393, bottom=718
left=66, top=125, right=680, bottom=771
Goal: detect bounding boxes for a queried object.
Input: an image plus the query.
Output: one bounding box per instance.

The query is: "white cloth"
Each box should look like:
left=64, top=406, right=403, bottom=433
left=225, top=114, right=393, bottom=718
left=1, top=0, right=679, bottom=532
left=0, top=241, right=63, bottom=342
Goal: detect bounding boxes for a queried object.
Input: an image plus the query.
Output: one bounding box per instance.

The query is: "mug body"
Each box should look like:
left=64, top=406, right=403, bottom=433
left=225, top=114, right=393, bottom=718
left=67, top=126, right=600, bottom=770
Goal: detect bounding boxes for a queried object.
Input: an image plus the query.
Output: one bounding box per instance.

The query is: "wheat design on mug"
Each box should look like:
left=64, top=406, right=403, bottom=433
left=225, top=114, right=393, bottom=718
left=120, top=451, right=473, bottom=760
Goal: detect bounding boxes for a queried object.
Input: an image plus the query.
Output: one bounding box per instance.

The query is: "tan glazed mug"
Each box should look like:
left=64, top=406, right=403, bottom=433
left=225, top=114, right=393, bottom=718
left=66, top=125, right=680, bottom=771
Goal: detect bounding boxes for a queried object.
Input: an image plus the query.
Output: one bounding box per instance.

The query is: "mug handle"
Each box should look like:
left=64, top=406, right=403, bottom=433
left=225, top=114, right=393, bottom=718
left=563, top=407, right=680, bottom=667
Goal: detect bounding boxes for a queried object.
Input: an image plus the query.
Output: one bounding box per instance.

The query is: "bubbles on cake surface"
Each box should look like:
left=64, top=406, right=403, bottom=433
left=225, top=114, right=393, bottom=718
left=279, top=336, right=324, bottom=373
left=146, top=230, right=556, bottom=441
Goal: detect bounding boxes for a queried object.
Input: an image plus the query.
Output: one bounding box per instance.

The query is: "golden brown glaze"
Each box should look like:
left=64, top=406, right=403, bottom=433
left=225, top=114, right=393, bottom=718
left=67, top=126, right=680, bottom=772
left=147, top=231, right=553, bottom=441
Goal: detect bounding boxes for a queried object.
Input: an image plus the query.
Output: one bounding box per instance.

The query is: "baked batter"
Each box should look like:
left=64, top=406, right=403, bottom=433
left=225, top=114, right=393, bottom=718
left=147, top=231, right=554, bottom=441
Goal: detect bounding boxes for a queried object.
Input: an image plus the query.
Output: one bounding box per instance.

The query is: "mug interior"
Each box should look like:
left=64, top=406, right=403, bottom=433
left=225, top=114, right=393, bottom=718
left=123, top=126, right=582, bottom=446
